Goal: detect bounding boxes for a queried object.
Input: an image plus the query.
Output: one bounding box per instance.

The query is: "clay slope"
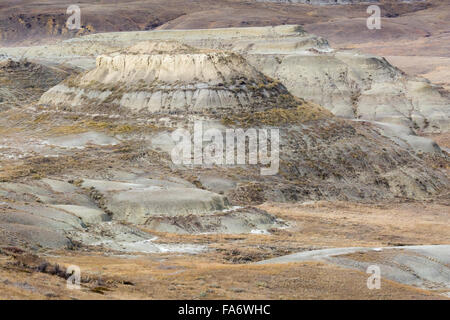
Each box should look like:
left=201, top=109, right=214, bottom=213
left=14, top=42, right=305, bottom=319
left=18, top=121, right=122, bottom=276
left=0, top=58, right=69, bottom=110
left=39, top=41, right=301, bottom=114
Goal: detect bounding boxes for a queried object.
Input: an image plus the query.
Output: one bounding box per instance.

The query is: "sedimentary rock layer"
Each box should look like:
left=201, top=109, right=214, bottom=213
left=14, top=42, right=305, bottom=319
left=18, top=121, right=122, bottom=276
left=39, top=41, right=301, bottom=114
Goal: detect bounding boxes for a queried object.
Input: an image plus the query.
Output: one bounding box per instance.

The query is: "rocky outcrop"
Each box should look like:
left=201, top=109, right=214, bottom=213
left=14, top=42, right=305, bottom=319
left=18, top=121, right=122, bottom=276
left=0, top=174, right=285, bottom=250
left=39, top=41, right=302, bottom=115
left=247, top=51, right=449, bottom=133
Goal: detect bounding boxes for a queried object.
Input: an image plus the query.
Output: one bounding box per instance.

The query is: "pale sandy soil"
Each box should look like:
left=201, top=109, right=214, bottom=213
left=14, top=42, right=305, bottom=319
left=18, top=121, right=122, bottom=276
left=0, top=201, right=448, bottom=299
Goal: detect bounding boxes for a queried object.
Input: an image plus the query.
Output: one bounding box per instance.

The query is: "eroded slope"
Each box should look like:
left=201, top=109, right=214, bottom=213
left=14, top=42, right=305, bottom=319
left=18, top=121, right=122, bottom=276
left=39, top=41, right=301, bottom=114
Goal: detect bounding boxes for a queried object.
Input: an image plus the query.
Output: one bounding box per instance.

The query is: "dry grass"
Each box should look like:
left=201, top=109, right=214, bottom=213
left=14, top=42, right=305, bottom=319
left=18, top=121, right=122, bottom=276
left=0, top=155, right=90, bottom=182
left=0, top=250, right=443, bottom=300
left=222, top=104, right=333, bottom=127
left=0, top=200, right=448, bottom=299
left=46, top=119, right=158, bottom=136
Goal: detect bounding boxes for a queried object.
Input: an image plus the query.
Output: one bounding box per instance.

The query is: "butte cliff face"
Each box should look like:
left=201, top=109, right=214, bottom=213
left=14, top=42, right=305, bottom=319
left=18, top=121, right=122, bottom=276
left=39, top=41, right=300, bottom=115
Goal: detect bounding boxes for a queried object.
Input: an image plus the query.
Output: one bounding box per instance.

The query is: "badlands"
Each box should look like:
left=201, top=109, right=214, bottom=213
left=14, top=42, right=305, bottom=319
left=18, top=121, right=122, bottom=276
left=0, top=0, right=448, bottom=300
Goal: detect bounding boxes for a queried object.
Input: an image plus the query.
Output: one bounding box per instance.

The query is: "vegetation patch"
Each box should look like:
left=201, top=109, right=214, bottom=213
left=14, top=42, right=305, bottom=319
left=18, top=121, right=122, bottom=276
left=47, top=119, right=159, bottom=136
left=222, top=103, right=333, bottom=127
